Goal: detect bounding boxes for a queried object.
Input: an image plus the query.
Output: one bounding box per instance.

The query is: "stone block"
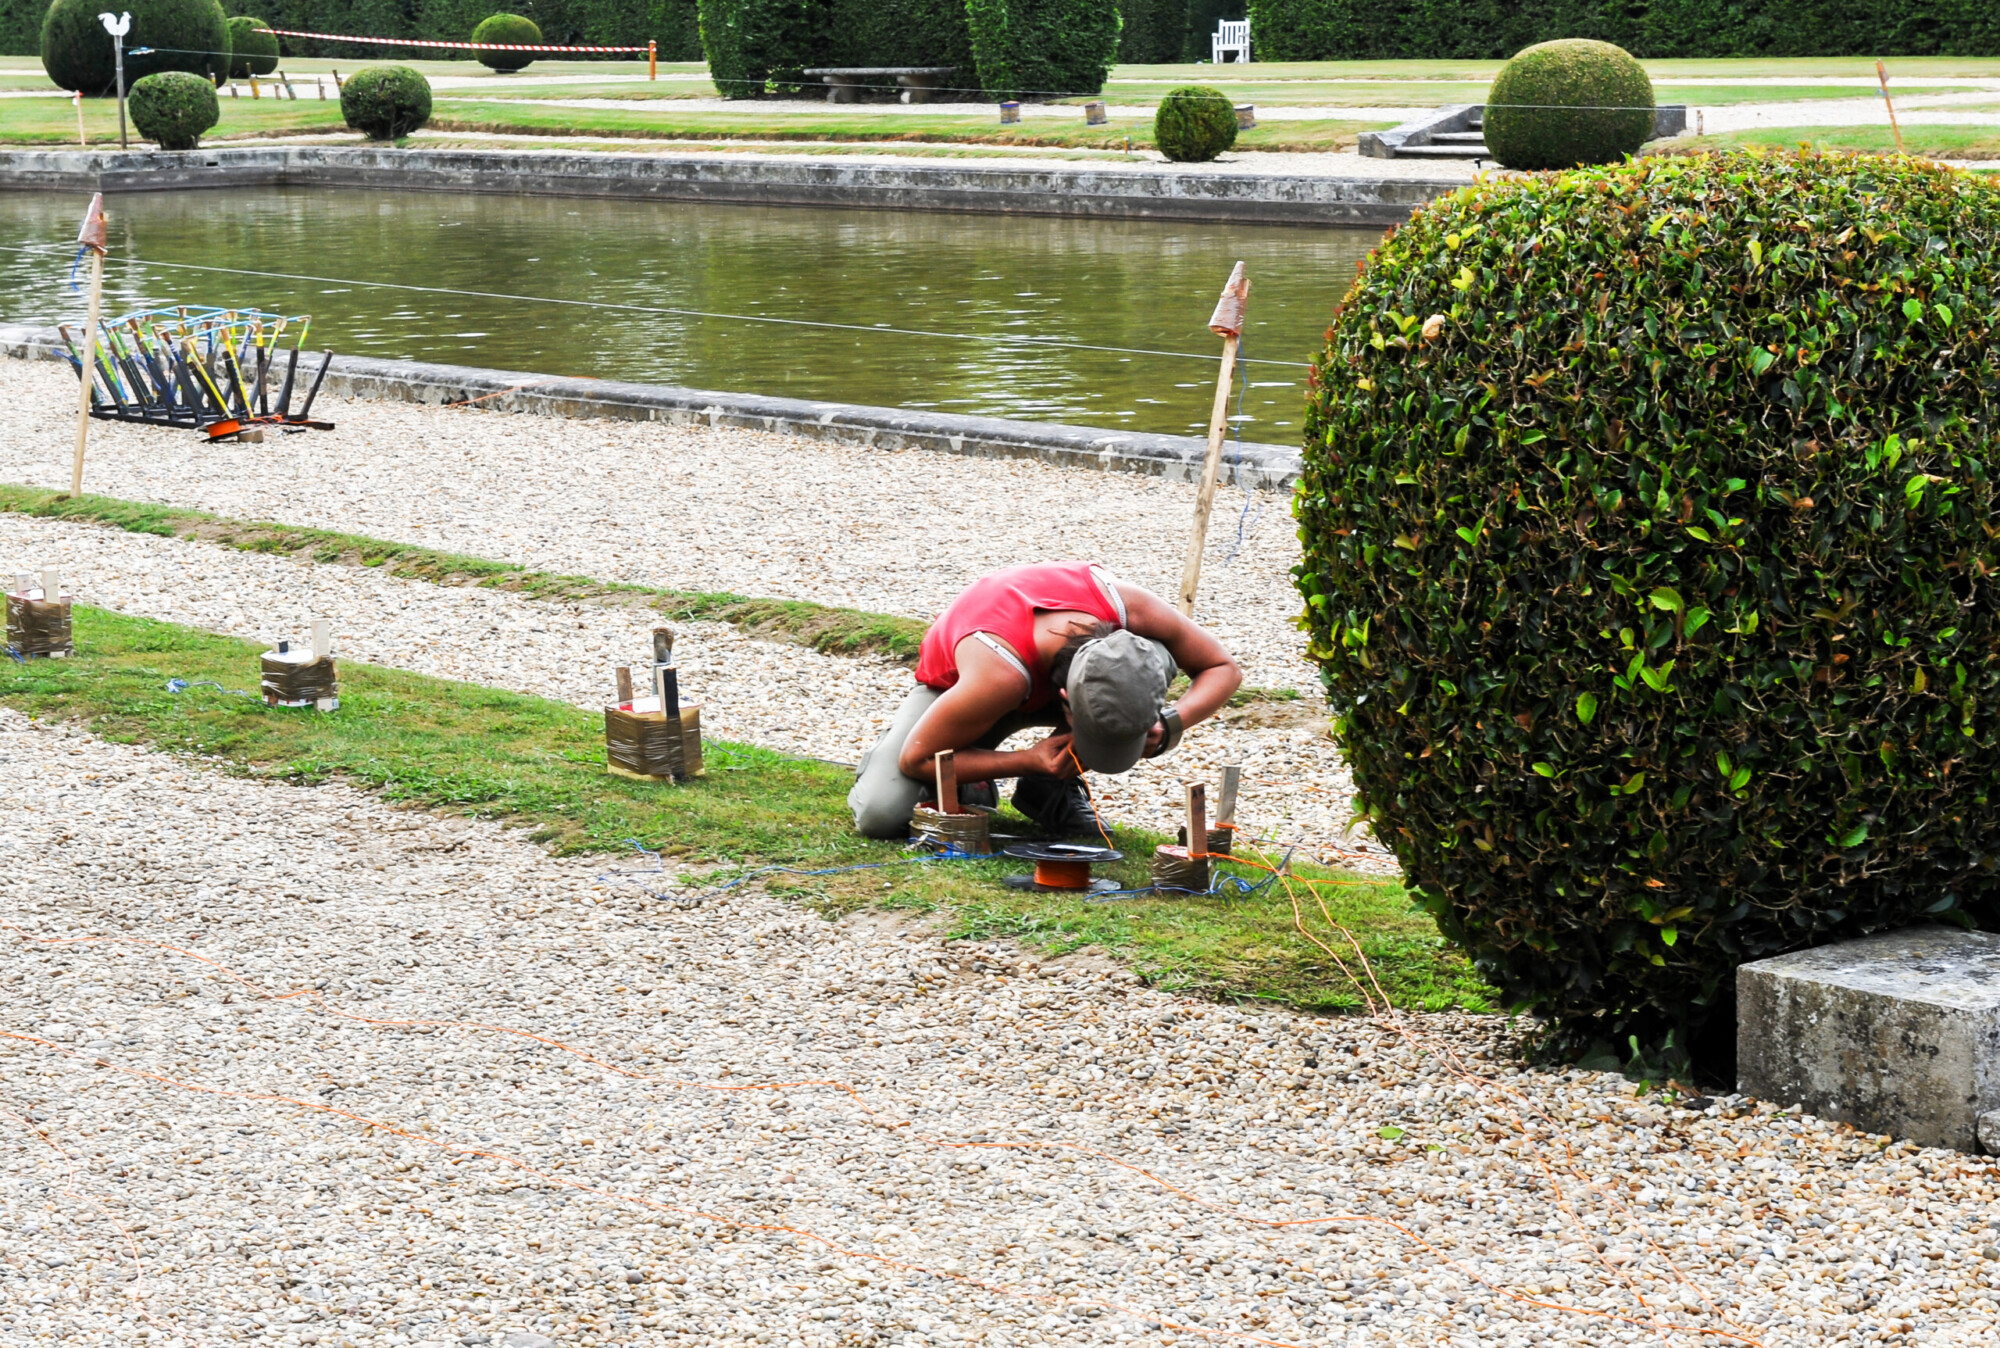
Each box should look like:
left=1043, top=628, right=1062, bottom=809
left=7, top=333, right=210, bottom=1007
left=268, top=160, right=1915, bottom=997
left=1737, top=927, right=2000, bottom=1152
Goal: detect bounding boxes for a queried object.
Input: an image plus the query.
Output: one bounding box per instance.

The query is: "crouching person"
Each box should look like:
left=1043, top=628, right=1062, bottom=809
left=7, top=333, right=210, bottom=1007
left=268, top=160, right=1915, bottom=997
left=848, top=561, right=1242, bottom=839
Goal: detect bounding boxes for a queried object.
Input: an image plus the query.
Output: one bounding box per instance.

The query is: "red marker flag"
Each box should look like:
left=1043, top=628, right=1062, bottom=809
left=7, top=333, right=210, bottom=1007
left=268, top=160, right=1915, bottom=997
left=76, top=192, right=106, bottom=254
left=1207, top=260, right=1249, bottom=338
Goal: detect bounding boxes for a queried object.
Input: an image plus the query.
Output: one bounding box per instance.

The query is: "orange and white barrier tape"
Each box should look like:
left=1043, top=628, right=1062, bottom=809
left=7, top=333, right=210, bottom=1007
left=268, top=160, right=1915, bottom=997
left=265, top=29, right=651, bottom=54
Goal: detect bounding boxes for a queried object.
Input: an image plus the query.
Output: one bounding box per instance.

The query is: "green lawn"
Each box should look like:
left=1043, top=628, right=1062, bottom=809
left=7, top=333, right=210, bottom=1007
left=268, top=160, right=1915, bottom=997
left=5, top=54, right=1998, bottom=152
left=1663, top=125, right=2000, bottom=160
left=0, top=603, right=1484, bottom=1015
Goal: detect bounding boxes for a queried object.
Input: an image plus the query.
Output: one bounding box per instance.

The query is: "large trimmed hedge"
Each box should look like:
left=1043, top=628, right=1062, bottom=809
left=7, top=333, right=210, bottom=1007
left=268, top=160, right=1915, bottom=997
left=965, top=0, right=1120, bottom=100
left=41, top=0, right=229, bottom=93
left=1154, top=84, right=1236, bottom=161
left=1243, top=0, right=2000, bottom=59
left=1294, top=152, right=2000, bottom=1059
left=1484, top=38, right=1654, bottom=170
left=698, top=0, right=973, bottom=100
left=340, top=63, right=433, bottom=137
left=226, top=15, right=278, bottom=78
left=472, top=12, right=543, bottom=70
left=129, top=69, right=220, bottom=147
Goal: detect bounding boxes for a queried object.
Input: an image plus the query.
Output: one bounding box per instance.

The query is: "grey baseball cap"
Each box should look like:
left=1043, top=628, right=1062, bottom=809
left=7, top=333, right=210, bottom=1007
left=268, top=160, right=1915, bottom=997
left=1066, top=630, right=1175, bottom=774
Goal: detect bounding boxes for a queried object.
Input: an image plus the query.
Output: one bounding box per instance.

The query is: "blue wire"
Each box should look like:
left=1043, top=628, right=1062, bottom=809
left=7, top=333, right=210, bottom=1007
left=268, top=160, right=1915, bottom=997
left=598, top=837, right=991, bottom=905
left=166, top=677, right=255, bottom=697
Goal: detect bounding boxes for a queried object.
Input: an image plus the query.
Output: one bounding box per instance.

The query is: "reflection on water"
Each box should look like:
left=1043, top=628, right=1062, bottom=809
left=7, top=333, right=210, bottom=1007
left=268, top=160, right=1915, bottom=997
left=0, top=188, right=1380, bottom=439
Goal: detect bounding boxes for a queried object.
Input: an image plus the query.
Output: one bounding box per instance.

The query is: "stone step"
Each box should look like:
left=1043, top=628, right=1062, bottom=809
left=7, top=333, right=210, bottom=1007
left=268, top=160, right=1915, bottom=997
left=1430, top=131, right=1486, bottom=144
left=1396, top=143, right=1490, bottom=159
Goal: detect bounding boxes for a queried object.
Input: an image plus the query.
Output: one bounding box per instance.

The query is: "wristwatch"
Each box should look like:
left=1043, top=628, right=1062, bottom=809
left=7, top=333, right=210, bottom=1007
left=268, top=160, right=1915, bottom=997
left=1149, top=705, right=1184, bottom=758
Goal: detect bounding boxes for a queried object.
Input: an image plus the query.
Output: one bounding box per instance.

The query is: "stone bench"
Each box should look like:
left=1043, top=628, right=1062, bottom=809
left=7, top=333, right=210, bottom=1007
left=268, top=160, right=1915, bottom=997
left=802, top=67, right=958, bottom=106
left=1738, top=927, right=2000, bottom=1153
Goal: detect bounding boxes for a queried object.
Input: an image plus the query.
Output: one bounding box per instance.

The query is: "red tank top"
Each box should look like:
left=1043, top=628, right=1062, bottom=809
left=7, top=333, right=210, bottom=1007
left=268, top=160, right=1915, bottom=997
left=914, top=562, right=1124, bottom=709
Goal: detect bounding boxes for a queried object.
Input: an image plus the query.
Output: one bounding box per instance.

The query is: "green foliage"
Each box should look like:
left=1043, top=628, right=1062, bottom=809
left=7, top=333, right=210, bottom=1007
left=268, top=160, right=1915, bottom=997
left=1484, top=38, right=1652, bottom=171
left=1116, top=0, right=1184, bottom=63
left=1294, top=151, right=2000, bottom=1058
left=697, top=0, right=971, bottom=100
left=1244, top=1, right=2000, bottom=60
left=1153, top=83, right=1235, bottom=161
left=225, top=14, right=278, bottom=78
left=574, top=0, right=704, bottom=60
left=340, top=63, right=433, bottom=138
left=472, top=12, right=543, bottom=70
left=211, top=0, right=700, bottom=61
left=128, top=69, right=220, bottom=146
left=965, top=0, right=1121, bottom=100
left=42, top=0, right=230, bottom=93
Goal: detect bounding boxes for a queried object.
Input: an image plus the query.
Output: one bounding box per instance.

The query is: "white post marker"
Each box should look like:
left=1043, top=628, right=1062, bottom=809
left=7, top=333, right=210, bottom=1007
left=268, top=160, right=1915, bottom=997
left=97, top=12, right=131, bottom=150
left=72, top=90, right=86, bottom=145
left=69, top=193, right=108, bottom=499
left=1179, top=261, right=1249, bottom=617
left=311, top=618, right=332, bottom=661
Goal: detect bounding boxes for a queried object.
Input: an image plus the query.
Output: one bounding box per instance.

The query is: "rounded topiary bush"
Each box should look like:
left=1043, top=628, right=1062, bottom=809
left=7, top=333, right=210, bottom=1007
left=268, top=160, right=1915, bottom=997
left=1153, top=85, right=1236, bottom=163
left=1483, top=38, right=1654, bottom=171
left=471, top=13, right=543, bottom=73
left=226, top=16, right=280, bottom=80
left=340, top=65, right=433, bottom=140
left=1294, top=152, right=2000, bottom=1063
left=128, top=70, right=220, bottom=149
left=41, top=0, right=229, bottom=94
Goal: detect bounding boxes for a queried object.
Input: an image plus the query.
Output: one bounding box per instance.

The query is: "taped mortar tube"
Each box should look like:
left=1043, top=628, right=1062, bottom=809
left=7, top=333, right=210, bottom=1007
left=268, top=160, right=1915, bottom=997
left=652, top=626, right=680, bottom=721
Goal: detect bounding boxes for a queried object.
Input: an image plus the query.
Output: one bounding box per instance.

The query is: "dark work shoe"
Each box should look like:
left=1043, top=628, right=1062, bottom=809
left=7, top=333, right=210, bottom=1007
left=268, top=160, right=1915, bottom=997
left=1011, top=774, right=1106, bottom=838
left=919, top=779, right=999, bottom=810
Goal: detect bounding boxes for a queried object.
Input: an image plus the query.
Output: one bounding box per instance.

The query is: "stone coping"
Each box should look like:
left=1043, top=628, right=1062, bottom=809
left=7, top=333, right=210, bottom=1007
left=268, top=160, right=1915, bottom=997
left=0, top=326, right=1303, bottom=491
left=0, top=145, right=1459, bottom=227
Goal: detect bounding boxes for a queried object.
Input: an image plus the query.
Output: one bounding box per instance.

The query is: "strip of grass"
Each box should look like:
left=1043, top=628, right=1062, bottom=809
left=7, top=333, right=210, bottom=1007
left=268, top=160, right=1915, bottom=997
left=0, top=484, right=1315, bottom=712
left=1660, top=127, right=2000, bottom=160
left=0, top=604, right=1486, bottom=1014
left=0, top=482, right=927, bottom=662
left=0, top=95, right=347, bottom=145
left=429, top=101, right=1385, bottom=152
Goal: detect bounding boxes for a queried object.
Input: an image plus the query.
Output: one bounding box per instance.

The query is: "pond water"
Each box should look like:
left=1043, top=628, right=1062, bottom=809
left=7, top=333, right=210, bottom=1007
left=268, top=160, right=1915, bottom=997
left=0, top=188, right=1381, bottom=441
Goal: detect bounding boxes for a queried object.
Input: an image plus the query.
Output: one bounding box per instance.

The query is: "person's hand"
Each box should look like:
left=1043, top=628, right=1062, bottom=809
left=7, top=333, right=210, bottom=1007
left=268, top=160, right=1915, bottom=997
left=1022, top=731, right=1079, bottom=778
left=1142, top=719, right=1166, bottom=758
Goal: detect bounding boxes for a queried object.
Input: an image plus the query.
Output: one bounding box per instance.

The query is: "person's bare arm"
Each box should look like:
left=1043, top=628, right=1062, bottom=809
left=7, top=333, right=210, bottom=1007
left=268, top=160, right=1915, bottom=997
left=1110, top=579, right=1243, bottom=754
left=896, top=637, right=1078, bottom=784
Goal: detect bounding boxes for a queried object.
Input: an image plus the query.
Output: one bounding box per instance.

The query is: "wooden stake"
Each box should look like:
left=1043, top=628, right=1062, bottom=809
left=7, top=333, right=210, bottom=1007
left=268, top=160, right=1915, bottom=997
left=1185, top=782, right=1208, bottom=859
left=73, top=90, right=86, bottom=145
left=1216, top=764, right=1241, bottom=826
left=614, top=666, right=634, bottom=707
left=649, top=39, right=657, bottom=81
left=934, top=748, right=960, bottom=814
left=1180, top=262, right=1249, bottom=617
left=70, top=248, right=105, bottom=498
left=1877, top=60, right=1906, bottom=156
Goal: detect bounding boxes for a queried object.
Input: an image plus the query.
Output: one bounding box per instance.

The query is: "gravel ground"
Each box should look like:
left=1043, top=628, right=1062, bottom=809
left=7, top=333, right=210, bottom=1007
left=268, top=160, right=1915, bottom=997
left=0, top=509, right=1386, bottom=868
left=6, top=712, right=1999, bottom=1348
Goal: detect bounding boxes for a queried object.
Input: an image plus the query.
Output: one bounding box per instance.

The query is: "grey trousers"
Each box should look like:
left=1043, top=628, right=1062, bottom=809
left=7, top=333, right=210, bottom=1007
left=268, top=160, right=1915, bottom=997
left=848, top=685, right=1059, bottom=839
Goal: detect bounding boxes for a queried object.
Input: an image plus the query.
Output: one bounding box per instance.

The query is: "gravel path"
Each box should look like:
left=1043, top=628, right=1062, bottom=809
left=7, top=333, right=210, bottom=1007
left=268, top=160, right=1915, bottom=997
left=6, top=712, right=1999, bottom=1348
left=0, top=510, right=1383, bottom=867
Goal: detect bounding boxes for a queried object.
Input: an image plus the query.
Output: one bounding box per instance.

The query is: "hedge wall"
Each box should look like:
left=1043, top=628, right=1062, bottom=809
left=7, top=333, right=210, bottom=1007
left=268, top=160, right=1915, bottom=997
left=697, top=0, right=976, bottom=99
left=965, top=0, right=1121, bottom=99
left=1245, top=0, right=2000, bottom=59
left=185, top=0, right=703, bottom=61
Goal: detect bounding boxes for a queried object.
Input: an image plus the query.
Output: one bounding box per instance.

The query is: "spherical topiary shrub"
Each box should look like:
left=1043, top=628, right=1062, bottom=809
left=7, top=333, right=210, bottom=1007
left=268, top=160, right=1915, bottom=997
left=340, top=66, right=433, bottom=141
left=226, top=16, right=280, bottom=80
left=41, top=0, right=229, bottom=95
left=1153, top=85, right=1236, bottom=163
left=1483, top=38, right=1654, bottom=171
left=471, top=13, right=543, bottom=73
left=1294, top=152, right=2000, bottom=1065
left=128, top=70, right=220, bottom=149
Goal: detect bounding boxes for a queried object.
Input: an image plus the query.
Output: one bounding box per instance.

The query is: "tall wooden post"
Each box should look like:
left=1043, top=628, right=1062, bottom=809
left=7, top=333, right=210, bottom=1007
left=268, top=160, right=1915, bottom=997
left=1876, top=60, right=1906, bottom=156
left=1179, top=262, right=1250, bottom=617
left=69, top=194, right=108, bottom=499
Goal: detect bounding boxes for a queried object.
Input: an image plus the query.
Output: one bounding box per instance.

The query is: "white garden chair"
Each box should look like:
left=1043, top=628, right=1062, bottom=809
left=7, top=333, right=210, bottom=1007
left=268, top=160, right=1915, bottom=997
left=1212, top=19, right=1251, bottom=64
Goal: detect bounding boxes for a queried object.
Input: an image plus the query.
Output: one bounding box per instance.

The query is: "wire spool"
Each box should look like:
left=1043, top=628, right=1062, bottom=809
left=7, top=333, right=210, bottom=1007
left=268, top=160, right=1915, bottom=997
left=1175, top=824, right=1234, bottom=856
left=5, top=590, right=72, bottom=658
left=1151, top=844, right=1211, bottom=894
left=1001, top=843, right=1124, bottom=894
left=604, top=704, right=705, bottom=781
left=910, top=803, right=994, bottom=856
left=260, top=648, right=338, bottom=709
